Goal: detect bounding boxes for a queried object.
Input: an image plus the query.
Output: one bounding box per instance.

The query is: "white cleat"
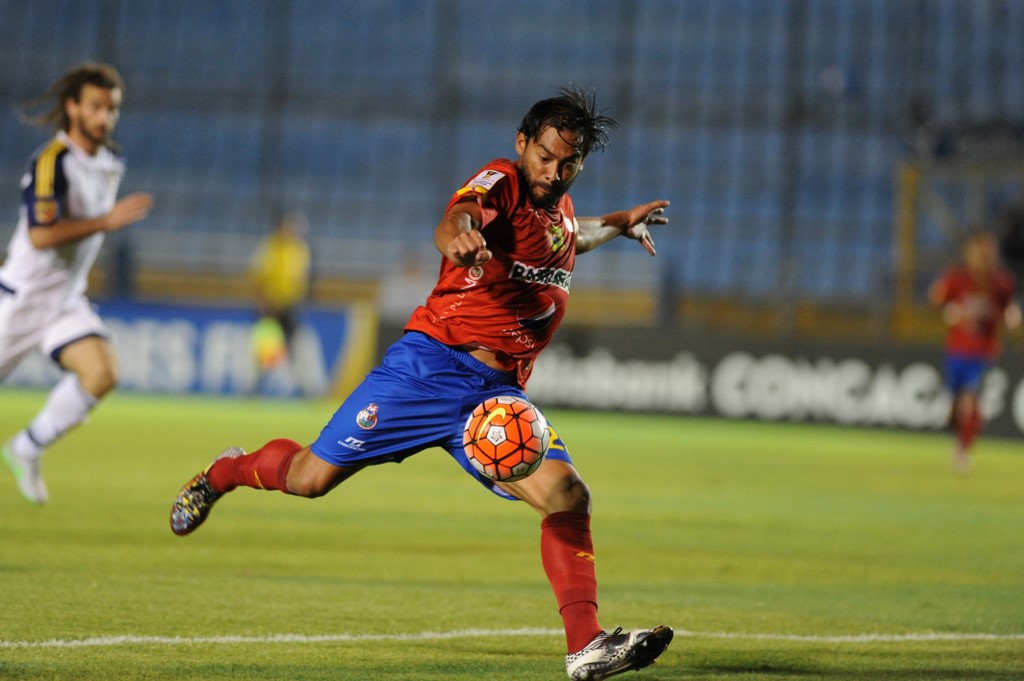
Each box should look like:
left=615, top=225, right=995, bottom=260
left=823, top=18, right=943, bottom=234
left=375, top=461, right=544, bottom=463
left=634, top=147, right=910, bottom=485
left=3, top=444, right=48, bottom=505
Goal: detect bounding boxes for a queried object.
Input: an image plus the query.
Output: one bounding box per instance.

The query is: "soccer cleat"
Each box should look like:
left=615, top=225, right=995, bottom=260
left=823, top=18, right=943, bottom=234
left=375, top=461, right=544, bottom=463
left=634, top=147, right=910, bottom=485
left=3, top=443, right=48, bottom=505
left=169, top=447, right=244, bottom=536
left=565, top=625, right=674, bottom=681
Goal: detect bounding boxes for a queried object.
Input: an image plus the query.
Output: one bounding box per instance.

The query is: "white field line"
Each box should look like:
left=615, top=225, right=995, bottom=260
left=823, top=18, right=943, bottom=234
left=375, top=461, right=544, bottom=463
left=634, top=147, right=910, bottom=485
left=2, top=627, right=1024, bottom=650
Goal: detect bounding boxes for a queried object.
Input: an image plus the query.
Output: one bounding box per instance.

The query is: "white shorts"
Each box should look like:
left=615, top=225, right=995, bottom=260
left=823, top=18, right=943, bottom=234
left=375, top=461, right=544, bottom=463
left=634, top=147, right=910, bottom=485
left=0, top=290, right=108, bottom=381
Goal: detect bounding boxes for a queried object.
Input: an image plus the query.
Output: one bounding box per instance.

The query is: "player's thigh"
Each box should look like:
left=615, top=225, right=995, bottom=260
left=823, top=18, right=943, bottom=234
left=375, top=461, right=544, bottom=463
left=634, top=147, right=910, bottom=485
left=43, top=300, right=117, bottom=391
left=311, top=371, right=459, bottom=468
left=56, top=336, right=119, bottom=395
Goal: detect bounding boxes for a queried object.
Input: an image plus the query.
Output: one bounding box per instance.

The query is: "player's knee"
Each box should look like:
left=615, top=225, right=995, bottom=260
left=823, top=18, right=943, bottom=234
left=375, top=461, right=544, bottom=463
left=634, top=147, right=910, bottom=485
left=542, top=470, right=590, bottom=516
left=565, top=474, right=592, bottom=515
left=284, top=452, right=345, bottom=498
left=291, top=481, right=327, bottom=498
left=81, top=362, right=119, bottom=398
left=285, top=470, right=331, bottom=498
left=101, top=362, right=120, bottom=393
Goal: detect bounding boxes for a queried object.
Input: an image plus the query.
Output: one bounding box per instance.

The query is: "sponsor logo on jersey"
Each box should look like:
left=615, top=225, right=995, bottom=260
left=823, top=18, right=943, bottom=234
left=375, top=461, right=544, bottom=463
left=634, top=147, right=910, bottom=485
left=33, top=198, right=57, bottom=225
left=339, top=436, right=366, bottom=451
left=509, top=261, right=572, bottom=292
left=356, top=402, right=379, bottom=430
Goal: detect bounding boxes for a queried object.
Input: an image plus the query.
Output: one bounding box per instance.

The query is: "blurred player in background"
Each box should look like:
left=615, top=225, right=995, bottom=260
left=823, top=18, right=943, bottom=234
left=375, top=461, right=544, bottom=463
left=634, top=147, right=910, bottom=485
left=171, top=85, right=673, bottom=680
left=929, top=230, right=1020, bottom=474
left=249, top=211, right=311, bottom=390
left=0, top=63, right=152, bottom=504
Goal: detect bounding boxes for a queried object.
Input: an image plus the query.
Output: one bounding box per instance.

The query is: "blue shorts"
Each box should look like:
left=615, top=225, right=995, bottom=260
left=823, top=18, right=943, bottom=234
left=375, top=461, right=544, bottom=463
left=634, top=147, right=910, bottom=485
left=311, top=331, right=571, bottom=499
left=944, top=354, right=989, bottom=395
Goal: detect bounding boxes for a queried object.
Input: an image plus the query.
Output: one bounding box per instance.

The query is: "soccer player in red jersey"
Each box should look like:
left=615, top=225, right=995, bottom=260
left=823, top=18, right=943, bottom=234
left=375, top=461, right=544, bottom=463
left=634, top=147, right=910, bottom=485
left=170, top=86, right=673, bottom=680
left=929, top=230, right=1020, bottom=474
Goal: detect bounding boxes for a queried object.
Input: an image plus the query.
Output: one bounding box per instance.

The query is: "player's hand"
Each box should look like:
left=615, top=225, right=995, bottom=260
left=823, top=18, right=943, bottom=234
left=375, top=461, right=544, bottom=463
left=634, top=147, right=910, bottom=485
left=444, top=229, right=492, bottom=267
left=622, top=200, right=669, bottom=256
left=105, top=192, right=154, bottom=232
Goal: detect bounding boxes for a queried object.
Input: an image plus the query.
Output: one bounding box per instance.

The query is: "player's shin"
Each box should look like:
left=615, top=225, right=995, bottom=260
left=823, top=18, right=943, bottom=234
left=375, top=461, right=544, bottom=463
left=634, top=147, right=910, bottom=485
left=541, top=510, right=602, bottom=653
left=956, top=403, right=983, bottom=451
left=14, top=373, right=97, bottom=458
left=207, top=438, right=301, bottom=494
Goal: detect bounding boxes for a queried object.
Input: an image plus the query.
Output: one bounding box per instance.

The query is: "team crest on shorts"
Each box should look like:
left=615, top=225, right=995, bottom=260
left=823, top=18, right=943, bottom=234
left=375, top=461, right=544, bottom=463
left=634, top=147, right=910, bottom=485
left=356, top=403, right=380, bottom=430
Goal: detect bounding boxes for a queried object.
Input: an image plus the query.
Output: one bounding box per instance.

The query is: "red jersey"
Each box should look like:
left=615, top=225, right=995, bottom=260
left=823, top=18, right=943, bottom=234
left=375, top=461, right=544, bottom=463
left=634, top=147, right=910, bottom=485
left=405, top=158, right=577, bottom=386
left=932, top=265, right=1016, bottom=358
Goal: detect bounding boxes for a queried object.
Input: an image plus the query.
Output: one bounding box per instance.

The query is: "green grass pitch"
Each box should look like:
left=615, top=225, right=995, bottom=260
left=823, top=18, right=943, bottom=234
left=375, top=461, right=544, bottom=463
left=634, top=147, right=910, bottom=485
left=1, top=388, right=1022, bottom=680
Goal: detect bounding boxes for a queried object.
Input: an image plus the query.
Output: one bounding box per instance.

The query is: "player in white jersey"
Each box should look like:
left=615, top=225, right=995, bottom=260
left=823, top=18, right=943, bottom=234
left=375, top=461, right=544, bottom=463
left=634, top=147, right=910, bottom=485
left=1, top=63, right=153, bottom=504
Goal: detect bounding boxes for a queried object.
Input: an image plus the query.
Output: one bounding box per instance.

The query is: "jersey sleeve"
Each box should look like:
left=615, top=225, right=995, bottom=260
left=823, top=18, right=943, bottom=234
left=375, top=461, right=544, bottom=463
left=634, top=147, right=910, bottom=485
left=23, top=142, right=69, bottom=227
left=446, top=161, right=518, bottom=230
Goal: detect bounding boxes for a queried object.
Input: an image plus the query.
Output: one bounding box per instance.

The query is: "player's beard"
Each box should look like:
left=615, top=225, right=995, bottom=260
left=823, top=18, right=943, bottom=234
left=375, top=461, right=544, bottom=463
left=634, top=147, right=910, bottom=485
left=525, top=173, right=570, bottom=209
left=74, top=114, right=111, bottom=151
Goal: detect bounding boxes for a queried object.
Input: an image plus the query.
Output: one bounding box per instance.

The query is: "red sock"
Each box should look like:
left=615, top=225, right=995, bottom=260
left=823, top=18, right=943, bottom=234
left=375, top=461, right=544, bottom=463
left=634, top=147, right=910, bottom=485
left=957, top=404, right=982, bottom=451
left=541, top=511, right=602, bottom=653
left=206, top=438, right=301, bottom=494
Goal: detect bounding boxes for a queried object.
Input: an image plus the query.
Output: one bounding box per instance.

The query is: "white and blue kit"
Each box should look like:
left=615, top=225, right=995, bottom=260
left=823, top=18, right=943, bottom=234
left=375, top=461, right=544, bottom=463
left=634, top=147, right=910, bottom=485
left=0, top=130, right=125, bottom=377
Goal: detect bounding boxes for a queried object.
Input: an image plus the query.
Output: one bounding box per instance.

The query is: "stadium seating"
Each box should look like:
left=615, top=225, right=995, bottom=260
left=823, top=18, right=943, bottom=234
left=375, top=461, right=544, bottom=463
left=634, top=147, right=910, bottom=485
left=0, top=0, right=1022, bottom=312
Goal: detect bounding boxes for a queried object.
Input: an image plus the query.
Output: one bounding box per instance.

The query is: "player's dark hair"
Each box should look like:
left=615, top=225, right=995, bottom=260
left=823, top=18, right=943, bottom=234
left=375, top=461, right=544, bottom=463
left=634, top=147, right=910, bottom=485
left=20, top=62, right=124, bottom=136
left=518, top=85, right=618, bottom=158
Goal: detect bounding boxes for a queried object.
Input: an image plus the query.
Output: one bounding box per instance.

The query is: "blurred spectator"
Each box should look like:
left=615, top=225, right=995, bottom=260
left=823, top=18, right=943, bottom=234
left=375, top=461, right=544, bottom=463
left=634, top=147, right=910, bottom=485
left=249, top=211, right=311, bottom=385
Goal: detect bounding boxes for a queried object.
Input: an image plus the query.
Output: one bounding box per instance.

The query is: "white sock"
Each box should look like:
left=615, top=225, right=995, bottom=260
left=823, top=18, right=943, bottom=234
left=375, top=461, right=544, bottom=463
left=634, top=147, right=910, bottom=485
left=11, top=374, right=97, bottom=459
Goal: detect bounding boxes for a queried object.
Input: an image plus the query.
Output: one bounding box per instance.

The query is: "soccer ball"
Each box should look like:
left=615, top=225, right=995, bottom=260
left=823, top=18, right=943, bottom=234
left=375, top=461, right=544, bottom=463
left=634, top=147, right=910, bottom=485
left=463, top=395, right=550, bottom=482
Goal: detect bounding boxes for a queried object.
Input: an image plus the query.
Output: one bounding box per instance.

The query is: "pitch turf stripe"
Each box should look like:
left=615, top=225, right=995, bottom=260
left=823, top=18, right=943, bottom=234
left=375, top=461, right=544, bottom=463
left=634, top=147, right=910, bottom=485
left=677, top=630, right=1024, bottom=643
left=0, top=628, right=563, bottom=649
left=3, top=628, right=1024, bottom=649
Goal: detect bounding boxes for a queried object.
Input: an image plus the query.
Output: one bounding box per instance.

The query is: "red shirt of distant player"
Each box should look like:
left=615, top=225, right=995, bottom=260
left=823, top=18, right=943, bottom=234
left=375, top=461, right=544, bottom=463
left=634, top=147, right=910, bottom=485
left=932, top=265, right=1016, bottom=358
left=405, top=158, right=576, bottom=386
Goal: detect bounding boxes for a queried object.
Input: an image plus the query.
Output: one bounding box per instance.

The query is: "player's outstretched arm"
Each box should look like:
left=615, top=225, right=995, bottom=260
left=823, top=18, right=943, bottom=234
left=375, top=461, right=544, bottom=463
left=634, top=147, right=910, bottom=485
left=28, top=192, right=154, bottom=249
left=576, top=199, right=670, bottom=256
left=435, top=202, right=492, bottom=267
